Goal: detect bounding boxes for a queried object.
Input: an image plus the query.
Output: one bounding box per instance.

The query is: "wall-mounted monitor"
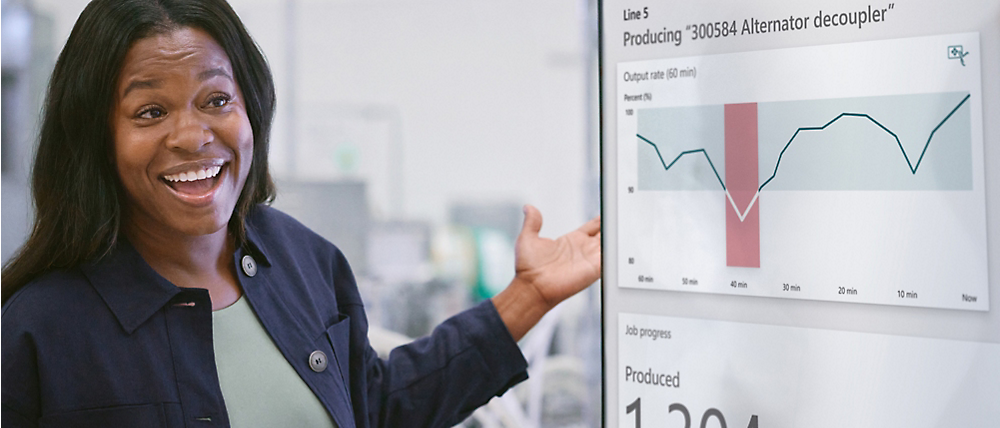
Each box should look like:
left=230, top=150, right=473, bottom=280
left=600, top=1, right=1000, bottom=426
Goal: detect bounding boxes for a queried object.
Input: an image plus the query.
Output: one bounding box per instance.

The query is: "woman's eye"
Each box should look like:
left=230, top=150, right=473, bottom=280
left=137, top=107, right=165, bottom=120
left=207, top=94, right=232, bottom=108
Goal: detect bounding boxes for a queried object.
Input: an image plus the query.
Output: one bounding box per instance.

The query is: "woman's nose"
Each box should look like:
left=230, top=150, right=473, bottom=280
left=166, top=110, right=214, bottom=152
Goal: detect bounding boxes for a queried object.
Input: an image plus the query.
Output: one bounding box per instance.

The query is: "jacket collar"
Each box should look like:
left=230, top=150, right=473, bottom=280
left=242, top=210, right=272, bottom=268
left=83, top=209, right=272, bottom=334
left=82, top=239, right=182, bottom=334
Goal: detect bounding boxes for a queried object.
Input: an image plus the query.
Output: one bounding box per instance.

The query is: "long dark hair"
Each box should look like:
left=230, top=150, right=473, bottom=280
left=1, top=0, right=276, bottom=303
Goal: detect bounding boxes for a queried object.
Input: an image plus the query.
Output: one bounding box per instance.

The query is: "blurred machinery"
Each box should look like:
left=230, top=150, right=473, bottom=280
left=1, top=0, right=55, bottom=264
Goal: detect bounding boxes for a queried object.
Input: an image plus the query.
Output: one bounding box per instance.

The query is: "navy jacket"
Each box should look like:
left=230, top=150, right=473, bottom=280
left=2, top=206, right=529, bottom=427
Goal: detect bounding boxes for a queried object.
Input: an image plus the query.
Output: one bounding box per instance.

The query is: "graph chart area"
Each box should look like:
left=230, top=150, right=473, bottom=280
left=617, top=33, right=988, bottom=310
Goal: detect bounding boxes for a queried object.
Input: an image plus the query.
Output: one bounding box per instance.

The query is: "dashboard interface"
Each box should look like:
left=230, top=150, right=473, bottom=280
left=600, top=1, right=1000, bottom=427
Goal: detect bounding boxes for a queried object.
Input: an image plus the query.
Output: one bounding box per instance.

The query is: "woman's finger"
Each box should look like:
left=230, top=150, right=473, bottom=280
left=520, top=204, right=544, bottom=239
left=576, top=215, right=601, bottom=236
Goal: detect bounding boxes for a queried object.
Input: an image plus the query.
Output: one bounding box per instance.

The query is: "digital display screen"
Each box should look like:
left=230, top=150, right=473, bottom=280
left=600, top=1, right=1000, bottom=426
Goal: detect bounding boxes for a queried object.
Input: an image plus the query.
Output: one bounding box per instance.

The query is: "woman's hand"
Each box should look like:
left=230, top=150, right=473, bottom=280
left=515, top=204, right=601, bottom=308
left=492, top=205, right=601, bottom=341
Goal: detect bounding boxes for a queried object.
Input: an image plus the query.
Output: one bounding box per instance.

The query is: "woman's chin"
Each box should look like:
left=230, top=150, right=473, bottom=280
left=171, top=210, right=234, bottom=238
left=177, top=220, right=230, bottom=238
left=128, top=209, right=233, bottom=243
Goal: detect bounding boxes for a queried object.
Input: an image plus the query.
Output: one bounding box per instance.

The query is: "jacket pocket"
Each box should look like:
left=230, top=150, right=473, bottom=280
left=325, top=314, right=352, bottom=393
left=39, top=403, right=169, bottom=428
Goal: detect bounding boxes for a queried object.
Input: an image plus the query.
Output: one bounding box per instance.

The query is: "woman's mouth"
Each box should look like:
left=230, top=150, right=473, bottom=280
left=162, top=164, right=224, bottom=196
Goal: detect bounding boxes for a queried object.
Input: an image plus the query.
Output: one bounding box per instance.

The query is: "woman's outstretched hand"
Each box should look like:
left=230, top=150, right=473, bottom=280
left=492, top=205, right=601, bottom=341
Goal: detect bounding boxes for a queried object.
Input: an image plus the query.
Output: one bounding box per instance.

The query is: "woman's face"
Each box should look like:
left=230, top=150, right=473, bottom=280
left=113, top=27, right=253, bottom=240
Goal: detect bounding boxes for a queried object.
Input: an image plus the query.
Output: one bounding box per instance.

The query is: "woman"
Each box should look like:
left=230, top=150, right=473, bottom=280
left=0, top=0, right=601, bottom=427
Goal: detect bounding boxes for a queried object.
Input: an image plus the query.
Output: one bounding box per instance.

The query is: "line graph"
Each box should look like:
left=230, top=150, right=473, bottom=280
left=636, top=93, right=971, bottom=222
left=616, top=32, right=987, bottom=310
left=638, top=143, right=727, bottom=189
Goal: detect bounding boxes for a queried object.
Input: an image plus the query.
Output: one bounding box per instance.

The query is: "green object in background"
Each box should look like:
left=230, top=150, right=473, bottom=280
left=334, top=143, right=359, bottom=173
left=472, top=227, right=516, bottom=300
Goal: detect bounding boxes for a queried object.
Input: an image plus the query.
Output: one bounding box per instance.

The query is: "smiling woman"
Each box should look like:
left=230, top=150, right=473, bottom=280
left=0, top=0, right=601, bottom=427
left=113, top=27, right=254, bottom=309
left=0, top=0, right=277, bottom=304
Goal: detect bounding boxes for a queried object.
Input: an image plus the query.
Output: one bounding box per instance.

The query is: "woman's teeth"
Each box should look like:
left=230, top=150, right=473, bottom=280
left=164, top=165, right=222, bottom=183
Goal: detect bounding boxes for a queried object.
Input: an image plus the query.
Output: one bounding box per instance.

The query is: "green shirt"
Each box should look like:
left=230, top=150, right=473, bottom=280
left=213, top=297, right=337, bottom=428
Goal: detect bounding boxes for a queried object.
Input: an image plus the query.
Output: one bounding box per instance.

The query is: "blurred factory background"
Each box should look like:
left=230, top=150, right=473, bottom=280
left=1, top=0, right=602, bottom=426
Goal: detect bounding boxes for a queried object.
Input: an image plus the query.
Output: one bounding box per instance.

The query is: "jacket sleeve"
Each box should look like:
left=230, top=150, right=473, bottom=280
left=2, top=295, right=42, bottom=428
left=332, top=253, right=529, bottom=428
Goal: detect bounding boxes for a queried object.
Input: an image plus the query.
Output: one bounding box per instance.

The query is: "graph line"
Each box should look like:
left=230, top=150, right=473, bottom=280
left=637, top=137, right=727, bottom=191
left=637, top=94, right=971, bottom=222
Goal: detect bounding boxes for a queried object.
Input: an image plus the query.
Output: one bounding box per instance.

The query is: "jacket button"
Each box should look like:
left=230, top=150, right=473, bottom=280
left=241, top=255, right=257, bottom=277
left=309, top=350, right=328, bottom=373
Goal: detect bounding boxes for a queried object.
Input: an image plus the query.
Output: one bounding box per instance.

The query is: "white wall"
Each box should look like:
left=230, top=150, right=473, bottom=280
left=27, top=0, right=594, bottom=237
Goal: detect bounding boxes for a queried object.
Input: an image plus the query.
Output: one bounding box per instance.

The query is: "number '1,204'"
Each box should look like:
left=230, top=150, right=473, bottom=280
left=625, top=397, right=758, bottom=428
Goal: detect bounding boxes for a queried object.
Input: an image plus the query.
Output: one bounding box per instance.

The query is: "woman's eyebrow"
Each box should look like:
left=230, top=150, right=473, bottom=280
left=198, top=68, right=232, bottom=82
left=121, top=79, right=161, bottom=98
left=120, top=68, right=231, bottom=99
